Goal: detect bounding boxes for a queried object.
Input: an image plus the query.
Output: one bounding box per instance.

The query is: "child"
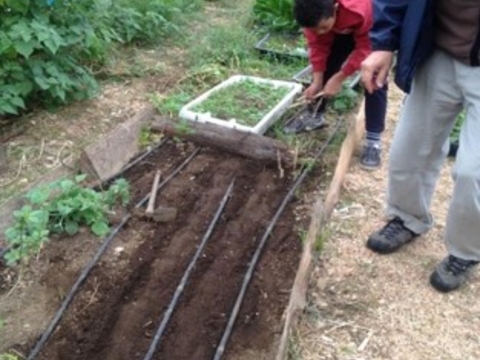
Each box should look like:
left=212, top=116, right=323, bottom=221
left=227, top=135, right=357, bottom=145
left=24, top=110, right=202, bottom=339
left=287, top=0, right=387, bottom=170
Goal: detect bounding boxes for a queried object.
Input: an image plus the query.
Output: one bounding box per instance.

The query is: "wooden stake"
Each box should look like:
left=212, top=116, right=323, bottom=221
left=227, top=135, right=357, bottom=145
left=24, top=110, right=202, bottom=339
left=275, top=98, right=365, bottom=360
left=146, top=170, right=161, bottom=216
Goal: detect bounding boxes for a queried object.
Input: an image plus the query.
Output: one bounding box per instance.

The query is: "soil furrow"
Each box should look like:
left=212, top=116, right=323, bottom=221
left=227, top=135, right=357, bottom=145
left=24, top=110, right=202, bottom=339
left=154, top=167, right=290, bottom=360
left=33, top=144, right=302, bottom=360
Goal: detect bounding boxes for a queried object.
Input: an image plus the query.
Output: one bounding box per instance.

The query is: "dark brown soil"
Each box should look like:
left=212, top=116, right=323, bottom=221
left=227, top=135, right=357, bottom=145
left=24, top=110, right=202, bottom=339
left=28, top=141, right=302, bottom=360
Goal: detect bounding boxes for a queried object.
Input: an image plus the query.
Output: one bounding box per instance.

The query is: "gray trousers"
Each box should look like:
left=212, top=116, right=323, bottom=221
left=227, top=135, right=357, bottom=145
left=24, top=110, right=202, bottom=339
left=388, top=50, right=480, bottom=261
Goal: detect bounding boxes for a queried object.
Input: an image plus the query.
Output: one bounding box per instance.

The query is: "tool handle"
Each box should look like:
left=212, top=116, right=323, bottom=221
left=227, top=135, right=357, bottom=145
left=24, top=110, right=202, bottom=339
left=146, top=170, right=161, bottom=215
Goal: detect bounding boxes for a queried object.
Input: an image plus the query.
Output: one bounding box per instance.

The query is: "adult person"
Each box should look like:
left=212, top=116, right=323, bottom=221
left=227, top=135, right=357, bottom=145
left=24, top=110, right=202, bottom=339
left=361, top=0, right=480, bottom=292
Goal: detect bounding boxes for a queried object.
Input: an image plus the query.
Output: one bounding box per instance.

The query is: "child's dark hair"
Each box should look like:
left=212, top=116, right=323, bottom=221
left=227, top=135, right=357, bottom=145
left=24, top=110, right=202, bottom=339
left=294, top=0, right=336, bottom=28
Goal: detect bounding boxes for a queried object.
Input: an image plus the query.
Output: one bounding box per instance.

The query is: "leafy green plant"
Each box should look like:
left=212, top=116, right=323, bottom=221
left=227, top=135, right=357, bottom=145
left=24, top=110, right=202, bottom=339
left=0, top=0, right=101, bottom=115
left=191, top=79, right=290, bottom=126
left=3, top=175, right=130, bottom=265
left=253, top=0, right=298, bottom=32
left=0, top=0, right=201, bottom=116
left=103, top=178, right=130, bottom=208
left=331, top=84, right=359, bottom=113
left=4, top=205, right=50, bottom=266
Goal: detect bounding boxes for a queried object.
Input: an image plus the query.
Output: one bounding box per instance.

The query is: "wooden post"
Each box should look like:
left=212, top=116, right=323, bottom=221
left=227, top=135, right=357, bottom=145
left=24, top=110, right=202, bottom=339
left=150, top=116, right=295, bottom=168
left=275, top=98, right=365, bottom=360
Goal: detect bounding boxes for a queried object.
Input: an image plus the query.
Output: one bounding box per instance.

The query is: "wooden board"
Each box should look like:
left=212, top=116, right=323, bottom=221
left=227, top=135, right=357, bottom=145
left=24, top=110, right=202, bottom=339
left=79, top=107, right=156, bottom=182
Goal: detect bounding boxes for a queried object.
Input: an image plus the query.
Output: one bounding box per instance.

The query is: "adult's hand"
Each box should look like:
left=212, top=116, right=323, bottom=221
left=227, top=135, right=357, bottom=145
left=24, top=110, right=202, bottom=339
left=361, top=51, right=394, bottom=93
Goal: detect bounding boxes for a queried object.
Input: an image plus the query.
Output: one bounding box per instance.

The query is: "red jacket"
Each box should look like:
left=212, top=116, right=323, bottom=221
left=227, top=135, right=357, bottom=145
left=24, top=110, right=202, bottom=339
left=304, top=0, right=372, bottom=76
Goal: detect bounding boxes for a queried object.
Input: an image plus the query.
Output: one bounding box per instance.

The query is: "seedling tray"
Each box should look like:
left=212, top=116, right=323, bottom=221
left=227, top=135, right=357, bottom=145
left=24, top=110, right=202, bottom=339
left=255, top=32, right=308, bottom=63
left=179, top=75, right=302, bottom=134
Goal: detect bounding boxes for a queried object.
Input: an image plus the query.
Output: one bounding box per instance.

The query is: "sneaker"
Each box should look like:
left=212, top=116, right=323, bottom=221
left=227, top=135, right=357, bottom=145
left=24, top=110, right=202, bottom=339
left=360, top=142, right=381, bottom=170
left=283, top=108, right=325, bottom=134
left=367, top=217, right=418, bottom=254
left=430, top=255, right=479, bottom=293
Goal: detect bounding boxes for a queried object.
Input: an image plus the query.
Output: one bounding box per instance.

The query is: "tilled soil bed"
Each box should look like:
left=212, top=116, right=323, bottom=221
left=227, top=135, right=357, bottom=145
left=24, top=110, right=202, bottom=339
left=22, top=140, right=302, bottom=360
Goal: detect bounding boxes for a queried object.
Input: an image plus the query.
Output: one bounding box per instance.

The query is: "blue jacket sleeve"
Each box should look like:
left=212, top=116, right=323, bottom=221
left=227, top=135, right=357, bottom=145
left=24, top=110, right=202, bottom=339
left=370, top=0, right=409, bottom=51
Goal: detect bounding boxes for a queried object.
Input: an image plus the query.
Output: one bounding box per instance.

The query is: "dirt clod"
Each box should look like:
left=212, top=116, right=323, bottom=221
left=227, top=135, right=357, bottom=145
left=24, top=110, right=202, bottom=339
left=152, top=206, right=177, bottom=223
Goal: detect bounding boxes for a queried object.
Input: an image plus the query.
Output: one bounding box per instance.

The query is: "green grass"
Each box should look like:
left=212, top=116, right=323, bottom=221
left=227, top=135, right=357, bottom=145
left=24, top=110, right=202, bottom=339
left=287, top=334, right=303, bottom=360
left=260, top=33, right=307, bottom=56
left=0, top=354, right=19, bottom=360
left=186, top=24, right=307, bottom=79
left=191, top=80, right=290, bottom=126
left=253, top=0, right=298, bottom=32
left=450, top=110, right=465, bottom=143
left=152, top=3, right=308, bottom=126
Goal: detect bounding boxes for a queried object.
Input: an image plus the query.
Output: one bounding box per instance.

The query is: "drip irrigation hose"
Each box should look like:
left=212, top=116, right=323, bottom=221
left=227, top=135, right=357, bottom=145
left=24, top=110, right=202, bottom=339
left=143, top=178, right=236, bottom=360
left=212, top=119, right=343, bottom=360
left=27, top=147, right=200, bottom=360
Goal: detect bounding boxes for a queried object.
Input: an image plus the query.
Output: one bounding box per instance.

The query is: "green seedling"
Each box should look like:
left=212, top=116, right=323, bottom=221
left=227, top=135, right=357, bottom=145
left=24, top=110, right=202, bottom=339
left=0, top=354, right=20, bottom=360
left=3, top=176, right=130, bottom=266
left=298, top=226, right=330, bottom=254
left=192, top=79, right=289, bottom=126
left=332, top=84, right=360, bottom=113
left=299, top=157, right=317, bottom=172
left=314, top=232, right=326, bottom=254
left=287, top=334, right=303, bottom=360
left=139, top=126, right=163, bottom=149
left=175, top=119, right=195, bottom=136
left=150, top=92, right=193, bottom=117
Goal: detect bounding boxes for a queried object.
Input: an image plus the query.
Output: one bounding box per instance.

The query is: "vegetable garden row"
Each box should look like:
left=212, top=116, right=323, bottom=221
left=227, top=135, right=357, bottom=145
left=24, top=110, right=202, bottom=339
left=1, top=1, right=352, bottom=359
left=1, top=126, right=334, bottom=359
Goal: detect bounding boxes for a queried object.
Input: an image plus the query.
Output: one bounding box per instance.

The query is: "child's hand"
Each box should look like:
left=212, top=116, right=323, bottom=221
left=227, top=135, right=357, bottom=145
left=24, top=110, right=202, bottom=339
left=323, top=72, right=346, bottom=97
left=304, top=82, right=323, bottom=100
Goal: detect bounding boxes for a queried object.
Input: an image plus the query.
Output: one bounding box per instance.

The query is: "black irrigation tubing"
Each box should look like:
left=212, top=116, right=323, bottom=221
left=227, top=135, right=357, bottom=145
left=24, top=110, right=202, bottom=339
left=27, top=147, right=201, bottom=360
left=212, top=119, right=343, bottom=360
left=143, top=177, right=236, bottom=360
